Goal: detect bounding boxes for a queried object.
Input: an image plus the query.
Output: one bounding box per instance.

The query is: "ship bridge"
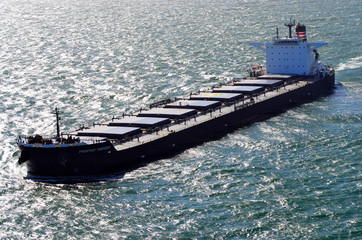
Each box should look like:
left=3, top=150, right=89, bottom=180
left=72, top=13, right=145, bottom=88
left=250, top=21, right=327, bottom=76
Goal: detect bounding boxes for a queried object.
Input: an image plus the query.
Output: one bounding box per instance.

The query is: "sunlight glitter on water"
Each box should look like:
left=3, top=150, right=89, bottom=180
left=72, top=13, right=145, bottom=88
left=1, top=0, right=361, bottom=239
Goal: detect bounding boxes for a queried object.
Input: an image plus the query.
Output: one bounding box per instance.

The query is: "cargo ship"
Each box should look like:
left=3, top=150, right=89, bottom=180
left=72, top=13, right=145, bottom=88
left=16, top=21, right=335, bottom=181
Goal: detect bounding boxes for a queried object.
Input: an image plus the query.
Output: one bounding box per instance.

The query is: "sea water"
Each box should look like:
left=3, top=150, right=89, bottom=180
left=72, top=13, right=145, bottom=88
left=0, top=0, right=361, bottom=239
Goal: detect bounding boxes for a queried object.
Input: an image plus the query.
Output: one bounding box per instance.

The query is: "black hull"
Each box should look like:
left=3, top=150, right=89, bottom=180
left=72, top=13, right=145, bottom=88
left=18, top=74, right=335, bottom=180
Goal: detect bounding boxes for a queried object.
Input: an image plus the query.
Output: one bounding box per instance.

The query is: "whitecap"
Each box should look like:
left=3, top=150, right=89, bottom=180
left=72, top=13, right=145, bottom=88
left=336, top=56, right=362, bottom=71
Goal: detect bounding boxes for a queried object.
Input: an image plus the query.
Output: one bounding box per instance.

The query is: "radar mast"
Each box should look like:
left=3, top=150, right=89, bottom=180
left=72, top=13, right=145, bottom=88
left=284, top=18, right=295, bottom=38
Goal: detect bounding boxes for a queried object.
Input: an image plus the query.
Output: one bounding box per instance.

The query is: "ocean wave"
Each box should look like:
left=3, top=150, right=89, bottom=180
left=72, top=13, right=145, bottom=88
left=336, top=56, right=362, bottom=71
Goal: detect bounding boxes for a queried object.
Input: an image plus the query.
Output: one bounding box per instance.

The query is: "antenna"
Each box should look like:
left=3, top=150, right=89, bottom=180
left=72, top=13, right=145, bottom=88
left=53, top=107, right=63, bottom=142
left=284, top=18, right=295, bottom=38
left=276, top=27, right=279, bottom=39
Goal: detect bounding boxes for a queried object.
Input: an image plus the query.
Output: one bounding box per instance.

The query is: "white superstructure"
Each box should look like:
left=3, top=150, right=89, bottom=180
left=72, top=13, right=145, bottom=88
left=250, top=21, right=327, bottom=76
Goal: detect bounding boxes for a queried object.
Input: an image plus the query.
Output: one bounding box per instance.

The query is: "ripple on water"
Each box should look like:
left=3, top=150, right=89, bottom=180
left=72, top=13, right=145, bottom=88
left=0, top=0, right=361, bottom=239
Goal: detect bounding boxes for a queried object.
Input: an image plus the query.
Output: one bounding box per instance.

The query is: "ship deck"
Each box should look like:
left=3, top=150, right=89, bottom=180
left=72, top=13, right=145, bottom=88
left=111, top=78, right=312, bottom=151
left=18, top=75, right=315, bottom=149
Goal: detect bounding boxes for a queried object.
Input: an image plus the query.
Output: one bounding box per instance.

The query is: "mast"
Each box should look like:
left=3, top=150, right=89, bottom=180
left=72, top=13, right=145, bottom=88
left=284, top=18, right=295, bottom=38
left=53, top=107, right=63, bottom=141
